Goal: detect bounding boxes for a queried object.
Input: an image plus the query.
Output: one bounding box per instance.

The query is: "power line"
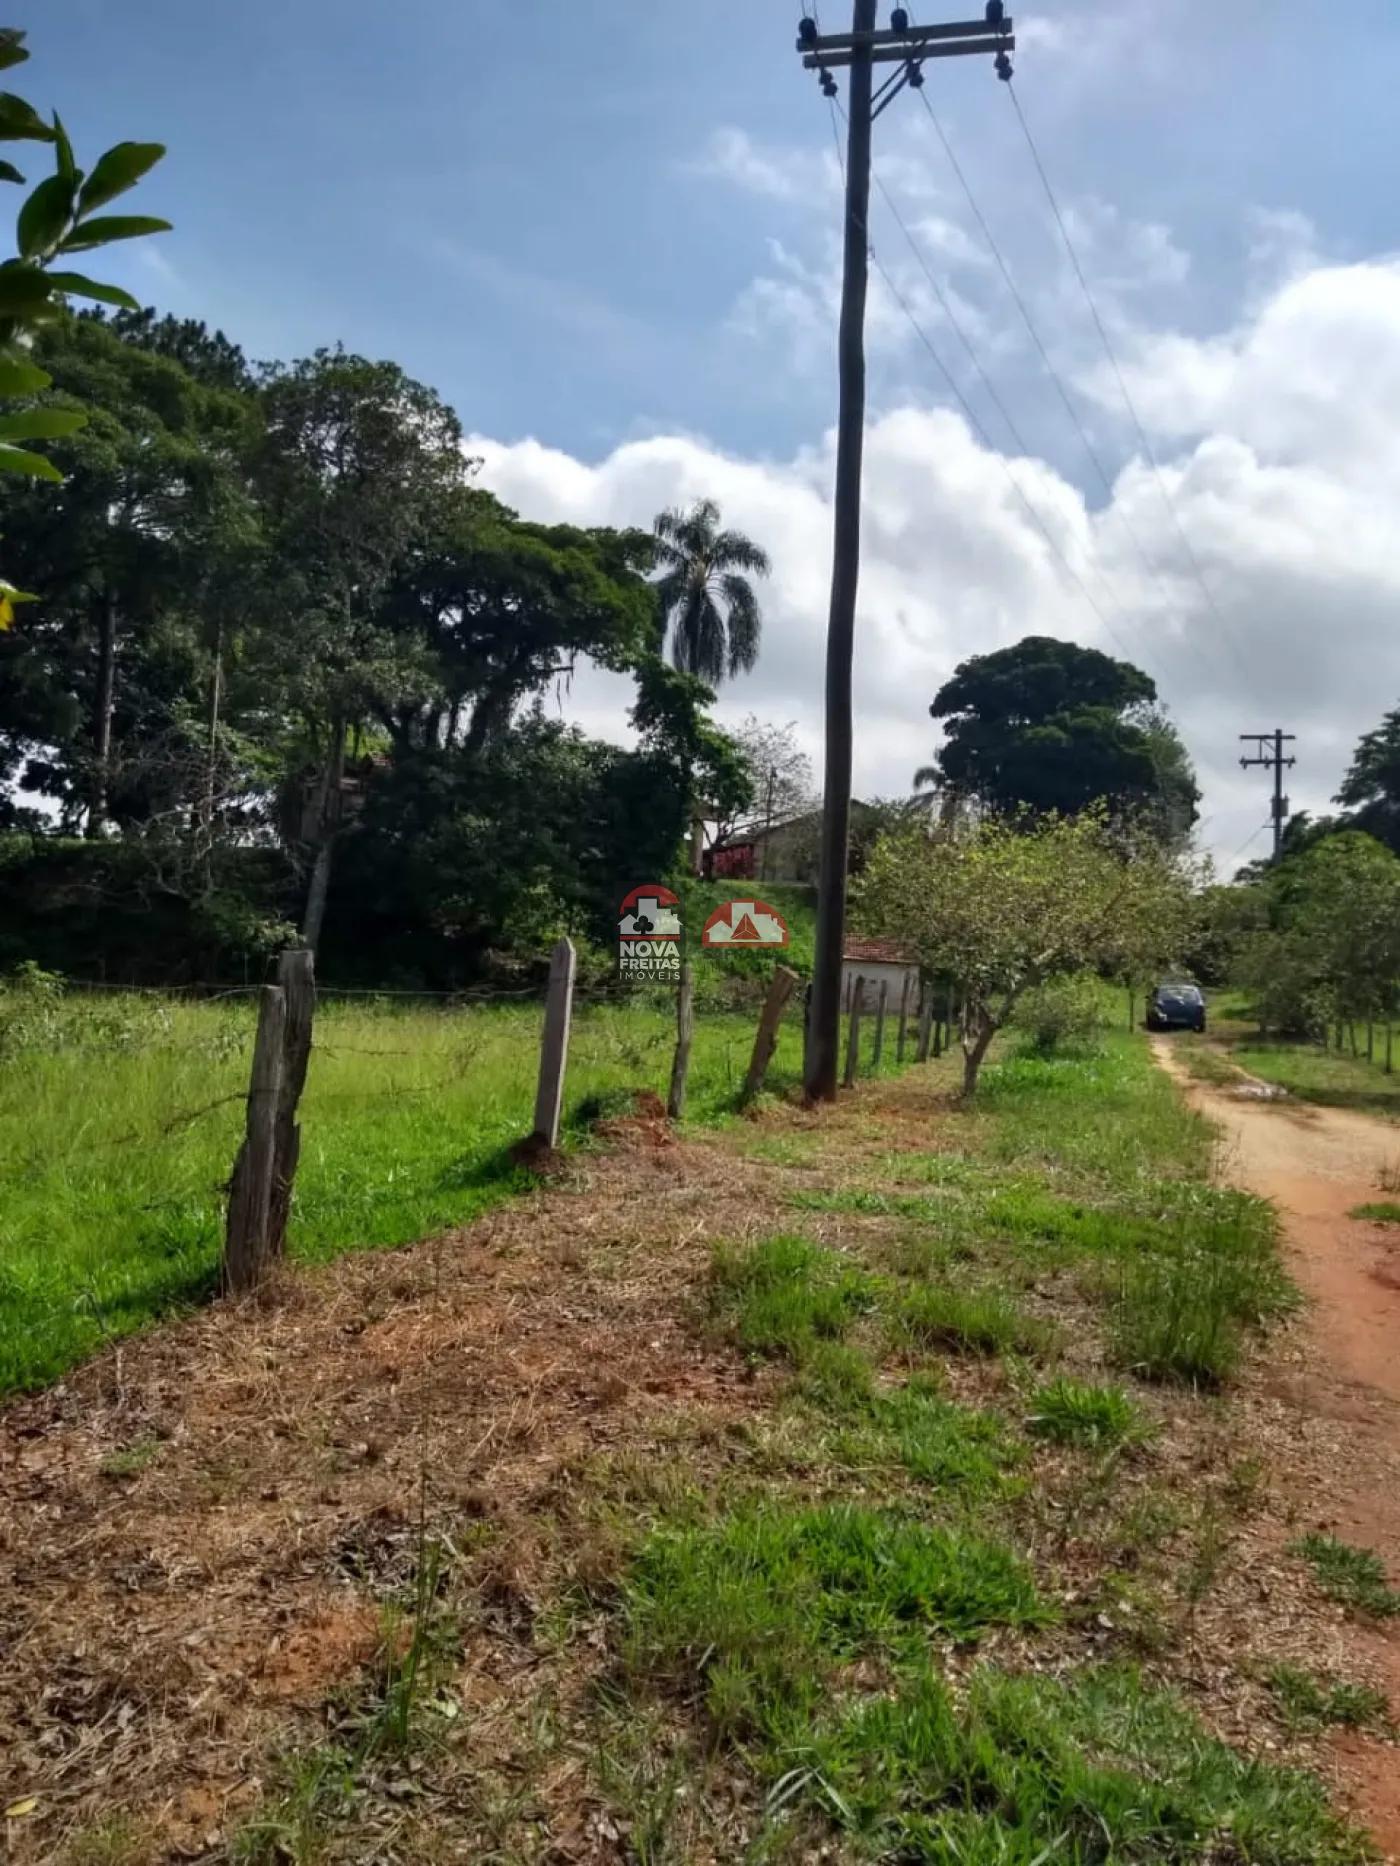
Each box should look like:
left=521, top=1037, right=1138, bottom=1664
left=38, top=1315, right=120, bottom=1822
left=909, top=83, right=1243, bottom=696
left=829, top=99, right=1159, bottom=682
left=1004, top=77, right=1252, bottom=683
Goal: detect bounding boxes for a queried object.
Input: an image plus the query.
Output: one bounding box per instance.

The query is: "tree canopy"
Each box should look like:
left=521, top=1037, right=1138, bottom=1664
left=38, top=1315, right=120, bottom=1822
left=855, top=809, right=1200, bottom=1095
left=922, top=636, right=1199, bottom=836
left=0, top=303, right=770, bottom=984
left=652, top=497, right=769, bottom=684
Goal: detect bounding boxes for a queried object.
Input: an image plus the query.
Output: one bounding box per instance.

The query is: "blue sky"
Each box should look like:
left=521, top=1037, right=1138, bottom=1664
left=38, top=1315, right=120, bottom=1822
left=34, top=0, right=1399, bottom=462
left=27, top=2, right=1400, bottom=865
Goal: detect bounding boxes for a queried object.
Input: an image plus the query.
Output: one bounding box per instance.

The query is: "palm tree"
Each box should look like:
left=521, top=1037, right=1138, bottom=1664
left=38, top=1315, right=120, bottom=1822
left=651, top=498, right=770, bottom=683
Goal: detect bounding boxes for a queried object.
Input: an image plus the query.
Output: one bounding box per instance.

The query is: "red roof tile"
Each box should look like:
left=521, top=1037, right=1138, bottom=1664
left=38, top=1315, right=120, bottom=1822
left=843, top=938, right=915, bottom=965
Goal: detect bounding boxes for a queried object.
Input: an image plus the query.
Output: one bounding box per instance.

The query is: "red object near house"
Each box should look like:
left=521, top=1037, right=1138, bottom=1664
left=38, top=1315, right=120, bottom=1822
left=708, top=841, right=756, bottom=880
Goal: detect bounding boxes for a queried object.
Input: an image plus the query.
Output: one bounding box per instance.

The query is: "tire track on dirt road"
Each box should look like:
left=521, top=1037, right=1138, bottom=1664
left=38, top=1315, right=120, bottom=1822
left=1153, top=1036, right=1400, bottom=1858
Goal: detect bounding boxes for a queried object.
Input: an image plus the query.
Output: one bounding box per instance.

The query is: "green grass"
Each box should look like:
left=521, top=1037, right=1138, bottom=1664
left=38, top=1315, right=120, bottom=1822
left=891, top=1280, right=1051, bottom=1359
left=1350, top=1201, right=1400, bottom=1224
left=1110, top=1186, right=1294, bottom=1386
left=623, top=1500, right=1048, bottom=1738
left=1226, top=1038, right=1400, bottom=1122
left=709, top=1234, right=878, bottom=1362
left=1290, top=1534, right=1400, bottom=1619
left=1027, top=1377, right=1146, bottom=1448
left=0, top=987, right=807, bottom=1396
left=1269, top=1662, right=1391, bottom=1734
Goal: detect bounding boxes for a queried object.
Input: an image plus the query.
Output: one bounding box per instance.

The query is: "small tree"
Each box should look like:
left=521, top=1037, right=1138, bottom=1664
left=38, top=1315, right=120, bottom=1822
left=855, top=812, right=1196, bottom=1096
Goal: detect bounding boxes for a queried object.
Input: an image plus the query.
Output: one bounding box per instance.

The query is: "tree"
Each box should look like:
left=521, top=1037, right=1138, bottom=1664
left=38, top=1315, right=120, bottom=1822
left=0, top=24, right=172, bottom=621
left=921, top=636, right=1200, bottom=831
left=651, top=497, right=770, bottom=684
left=1235, top=831, right=1400, bottom=1042
left=855, top=810, right=1197, bottom=1096
left=0, top=312, right=258, bottom=836
left=709, top=714, right=816, bottom=853
left=1335, top=705, right=1400, bottom=855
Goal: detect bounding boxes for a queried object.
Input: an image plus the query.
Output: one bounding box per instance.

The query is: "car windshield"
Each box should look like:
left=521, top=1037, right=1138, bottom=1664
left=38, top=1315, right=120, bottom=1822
left=1157, top=983, right=1201, bottom=1000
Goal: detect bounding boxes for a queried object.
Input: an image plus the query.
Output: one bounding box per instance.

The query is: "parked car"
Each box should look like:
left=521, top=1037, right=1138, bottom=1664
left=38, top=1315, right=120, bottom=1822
left=1146, top=980, right=1206, bottom=1033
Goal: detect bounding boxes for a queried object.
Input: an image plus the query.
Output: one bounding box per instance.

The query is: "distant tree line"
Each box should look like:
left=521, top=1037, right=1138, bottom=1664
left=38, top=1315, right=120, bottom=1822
left=0, top=308, right=782, bottom=984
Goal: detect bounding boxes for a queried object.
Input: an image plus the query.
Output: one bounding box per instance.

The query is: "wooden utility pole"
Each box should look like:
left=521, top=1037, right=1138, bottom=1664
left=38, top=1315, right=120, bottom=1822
left=796, top=5, right=1015, bottom=1100
left=1239, top=729, right=1296, bottom=864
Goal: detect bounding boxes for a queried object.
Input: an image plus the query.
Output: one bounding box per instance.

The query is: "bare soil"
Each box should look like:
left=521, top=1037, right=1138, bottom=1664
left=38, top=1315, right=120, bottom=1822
left=1156, top=1036, right=1400, bottom=1859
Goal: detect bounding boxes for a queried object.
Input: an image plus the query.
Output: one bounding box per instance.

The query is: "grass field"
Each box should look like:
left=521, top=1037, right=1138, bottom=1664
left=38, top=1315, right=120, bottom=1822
left=1184, top=991, right=1400, bottom=1121
left=192, top=1028, right=1375, bottom=1866
left=1, top=966, right=904, bottom=1396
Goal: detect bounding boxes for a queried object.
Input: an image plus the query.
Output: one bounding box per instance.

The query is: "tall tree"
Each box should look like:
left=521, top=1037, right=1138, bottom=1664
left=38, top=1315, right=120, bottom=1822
left=1335, top=704, right=1400, bottom=855
left=921, top=635, right=1199, bottom=832
left=651, top=497, right=770, bottom=683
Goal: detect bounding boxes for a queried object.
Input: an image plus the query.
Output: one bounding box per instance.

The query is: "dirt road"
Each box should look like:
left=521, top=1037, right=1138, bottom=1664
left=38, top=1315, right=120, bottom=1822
left=1154, top=1038, right=1400, bottom=1855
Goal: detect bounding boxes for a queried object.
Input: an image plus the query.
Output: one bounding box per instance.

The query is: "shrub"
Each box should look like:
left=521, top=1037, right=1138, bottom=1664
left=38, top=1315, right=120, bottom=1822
left=1013, top=976, right=1105, bottom=1057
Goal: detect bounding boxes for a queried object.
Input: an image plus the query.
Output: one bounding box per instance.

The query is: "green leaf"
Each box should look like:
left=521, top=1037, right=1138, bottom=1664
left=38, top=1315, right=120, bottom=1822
left=17, top=172, right=75, bottom=259
left=43, top=270, right=139, bottom=310
left=76, top=141, right=165, bottom=217
left=0, top=441, right=62, bottom=480
left=0, top=580, right=37, bottom=601
left=51, top=111, right=77, bottom=184
left=0, top=159, right=24, bottom=185
left=0, top=262, right=53, bottom=316
left=57, top=213, right=172, bottom=254
left=0, top=407, right=86, bottom=441
left=0, top=354, right=49, bottom=394
left=0, top=31, right=28, bottom=74
left=0, top=92, right=54, bottom=143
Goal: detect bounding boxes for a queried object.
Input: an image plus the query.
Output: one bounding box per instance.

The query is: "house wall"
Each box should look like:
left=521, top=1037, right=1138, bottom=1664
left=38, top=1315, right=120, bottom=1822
left=841, top=960, right=918, bottom=1015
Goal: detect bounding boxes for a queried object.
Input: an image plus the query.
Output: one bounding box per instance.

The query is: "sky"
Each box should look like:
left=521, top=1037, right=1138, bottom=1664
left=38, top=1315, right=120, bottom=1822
left=29, top=0, right=1400, bottom=870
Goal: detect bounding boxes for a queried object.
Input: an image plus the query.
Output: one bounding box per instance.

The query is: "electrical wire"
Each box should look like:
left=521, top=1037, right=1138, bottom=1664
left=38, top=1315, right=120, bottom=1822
left=1004, top=78, right=1253, bottom=682
left=912, top=83, right=1243, bottom=692
left=826, top=97, right=1165, bottom=681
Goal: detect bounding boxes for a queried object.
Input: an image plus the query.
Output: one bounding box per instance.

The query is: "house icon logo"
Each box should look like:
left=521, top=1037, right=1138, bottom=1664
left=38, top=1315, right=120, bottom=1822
left=619, top=884, right=683, bottom=979
left=702, top=898, right=790, bottom=949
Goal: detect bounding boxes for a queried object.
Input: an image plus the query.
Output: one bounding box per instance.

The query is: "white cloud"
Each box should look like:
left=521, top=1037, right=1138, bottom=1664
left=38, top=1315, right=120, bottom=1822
left=685, top=127, right=838, bottom=203
left=470, top=252, right=1400, bottom=874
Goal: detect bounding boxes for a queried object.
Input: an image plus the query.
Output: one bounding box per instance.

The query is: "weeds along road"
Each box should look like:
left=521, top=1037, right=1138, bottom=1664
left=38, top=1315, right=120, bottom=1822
left=1155, top=1035, right=1400, bottom=1858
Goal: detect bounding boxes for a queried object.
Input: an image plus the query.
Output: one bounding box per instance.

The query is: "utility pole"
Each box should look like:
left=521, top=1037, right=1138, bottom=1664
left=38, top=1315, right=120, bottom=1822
left=795, top=4, right=1015, bottom=1101
left=1239, top=729, right=1296, bottom=862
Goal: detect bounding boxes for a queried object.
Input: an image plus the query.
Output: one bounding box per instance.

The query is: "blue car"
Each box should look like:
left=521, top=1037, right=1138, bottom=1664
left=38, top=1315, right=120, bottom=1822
left=1147, top=980, right=1206, bottom=1034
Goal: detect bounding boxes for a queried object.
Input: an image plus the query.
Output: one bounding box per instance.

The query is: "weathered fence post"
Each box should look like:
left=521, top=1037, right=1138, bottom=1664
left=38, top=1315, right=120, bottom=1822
left=667, top=962, right=694, bottom=1121
left=896, top=972, right=911, bottom=1064
left=843, top=976, right=866, bottom=1087
left=872, top=980, right=889, bottom=1071
left=267, top=948, right=315, bottom=1260
left=918, top=986, right=935, bottom=1062
left=223, top=984, right=288, bottom=1296
left=743, top=964, right=799, bottom=1105
left=1368, top=1020, right=1375, bottom=1064
left=532, top=937, right=577, bottom=1148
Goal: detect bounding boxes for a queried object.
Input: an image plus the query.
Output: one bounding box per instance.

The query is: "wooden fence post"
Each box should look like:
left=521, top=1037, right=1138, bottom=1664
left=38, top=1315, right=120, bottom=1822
left=667, top=962, right=694, bottom=1121
left=896, top=972, right=911, bottom=1064
left=267, top=948, right=315, bottom=1260
left=224, top=984, right=288, bottom=1296
left=532, top=937, right=577, bottom=1148
left=872, top=980, right=889, bottom=1070
left=918, top=987, right=935, bottom=1062
left=843, top=976, right=866, bottom=1087
left=743, top=965, right=799, bottom=1104
left=1387, top=1022, right=1394, bottom=1076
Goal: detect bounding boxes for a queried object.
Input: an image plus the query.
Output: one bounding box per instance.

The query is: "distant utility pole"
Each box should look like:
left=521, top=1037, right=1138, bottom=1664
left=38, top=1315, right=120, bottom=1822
left=1239, top=729, right=1297, bottom=862
left=795, top=4, right=1015, bottom=1102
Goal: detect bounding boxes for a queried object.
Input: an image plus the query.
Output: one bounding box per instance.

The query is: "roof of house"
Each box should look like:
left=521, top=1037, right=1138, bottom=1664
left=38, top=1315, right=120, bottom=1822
left=842, top=938, right=916, bottom=966
left=712, top=801, right=872, bottom=854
